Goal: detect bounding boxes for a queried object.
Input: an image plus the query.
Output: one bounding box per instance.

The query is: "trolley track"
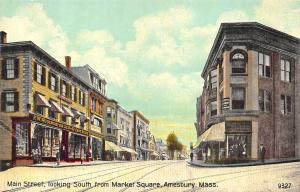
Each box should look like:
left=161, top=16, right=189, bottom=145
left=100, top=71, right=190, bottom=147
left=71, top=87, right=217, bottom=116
left=76, top=161, right=178, bottom=192
left=139, top=163, right=300, bottom=192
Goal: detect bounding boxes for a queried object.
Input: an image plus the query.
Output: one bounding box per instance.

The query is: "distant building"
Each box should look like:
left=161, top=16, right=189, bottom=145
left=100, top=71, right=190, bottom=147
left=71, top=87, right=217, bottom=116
left=156, top=138, right=168, bottom=160
left=149, top=134, right=159, bottom=160
left=104, top=99, right=118, bottom=144
left=131, top=111, right=150, bottom=160
left=194, top=22, right=300, bottom=162
left=116, top=105, right=136, bottom=160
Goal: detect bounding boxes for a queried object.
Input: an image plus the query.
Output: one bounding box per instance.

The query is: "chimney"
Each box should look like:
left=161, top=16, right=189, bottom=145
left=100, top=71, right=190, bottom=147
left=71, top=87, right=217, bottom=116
left=65, top=56, right=71, bottom=69
left=0, top=31, right=7, bottom=44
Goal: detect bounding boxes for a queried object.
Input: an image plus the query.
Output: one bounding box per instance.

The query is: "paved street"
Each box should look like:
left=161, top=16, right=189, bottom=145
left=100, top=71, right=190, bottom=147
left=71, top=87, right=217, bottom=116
left=0, top=160, right=299, bottom=192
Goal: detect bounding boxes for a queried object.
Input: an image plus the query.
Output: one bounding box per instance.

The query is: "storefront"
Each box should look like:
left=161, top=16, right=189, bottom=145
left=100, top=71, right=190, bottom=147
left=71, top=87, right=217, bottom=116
left=31, top=124, right=61, bottom=161
left=12, top=114, right=89, bottom=166
left=91, top=136, right=103, bottom=160
left=119, top=146, right=137, bottom=161
left=194, top=121, right=252, bottom=163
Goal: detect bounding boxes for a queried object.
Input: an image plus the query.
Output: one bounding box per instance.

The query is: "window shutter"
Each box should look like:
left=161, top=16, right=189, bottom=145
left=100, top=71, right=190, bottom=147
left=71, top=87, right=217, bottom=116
left=41, top=67, right=46, bottom=85
left=83, top=93, right=86, bottom=106
left=48, top=72, right=51, bottom=89
left=14, top=58, right=19, bottom=78
left=67, top=84, right=70, bottom=98
left=2, top=59, right=7, bottom=79
left=60, top=79, right=63, bottom=94
left=34, top=62, right=37, bottom=81
left=1, top=92, right=6, bottom=111
left=74, top=87, right=77, bottom=102
left=14, top=92, right=19, bottom=112
left=55, top=76, right=59, bottom=92
left=79, top=90, right=81, bottom=104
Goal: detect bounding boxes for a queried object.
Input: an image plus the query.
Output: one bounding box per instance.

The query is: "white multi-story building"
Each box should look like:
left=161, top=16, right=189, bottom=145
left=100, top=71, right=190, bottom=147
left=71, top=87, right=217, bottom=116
left=131, top=111, right=150, bottom=160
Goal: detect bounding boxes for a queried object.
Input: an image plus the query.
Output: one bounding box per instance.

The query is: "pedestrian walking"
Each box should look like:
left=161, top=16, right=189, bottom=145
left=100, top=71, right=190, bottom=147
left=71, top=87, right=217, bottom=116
left=56, top=151, right=60, bottom=166
left=190, top=152, right=193, bottom=162
left=259, top=144, right=266, bottom=163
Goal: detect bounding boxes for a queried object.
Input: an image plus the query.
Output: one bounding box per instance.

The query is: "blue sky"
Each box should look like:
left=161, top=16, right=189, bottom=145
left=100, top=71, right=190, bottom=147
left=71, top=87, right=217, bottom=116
left=1, top=0, right=299, bottom=146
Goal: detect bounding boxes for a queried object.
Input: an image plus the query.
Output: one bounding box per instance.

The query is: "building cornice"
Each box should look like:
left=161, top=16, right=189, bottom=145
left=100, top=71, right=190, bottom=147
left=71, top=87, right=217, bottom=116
left=0, top=41, right=92, bottom=90
left=201, top=22, right=300, bottom=78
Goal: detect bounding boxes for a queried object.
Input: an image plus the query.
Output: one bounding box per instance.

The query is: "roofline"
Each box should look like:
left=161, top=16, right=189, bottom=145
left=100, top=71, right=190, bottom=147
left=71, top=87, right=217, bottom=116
left=72, top=64, right=107, bottom=83
left=201, top=22, right=300, bottom=78
left=130, top=110, right=150, bottom=124
left=0, top=41, right=92, bottom=90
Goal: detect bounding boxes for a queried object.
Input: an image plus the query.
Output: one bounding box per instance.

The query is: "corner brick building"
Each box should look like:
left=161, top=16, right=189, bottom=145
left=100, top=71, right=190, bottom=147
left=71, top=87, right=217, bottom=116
left=194, top=22, right=300, bottom=162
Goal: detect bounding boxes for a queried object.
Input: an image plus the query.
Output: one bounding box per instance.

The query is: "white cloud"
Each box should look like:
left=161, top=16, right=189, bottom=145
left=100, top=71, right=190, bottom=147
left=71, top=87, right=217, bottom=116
left=71, top=46, right=128, bottom=87
left=255, top=0, right=300, bottom=38
left=0, top=3, right=69, bottom=62
left=125, top=7, right=199, bottom=67
left=76, top=30, right=116, bottom=47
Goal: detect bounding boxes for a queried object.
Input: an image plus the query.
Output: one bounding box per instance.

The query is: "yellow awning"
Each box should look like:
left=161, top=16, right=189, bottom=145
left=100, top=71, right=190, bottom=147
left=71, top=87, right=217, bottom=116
left=105, top=141, right=124, bottom=152
left=193, top=122, right=225, bottom=148
left=121, top=147, right=138, bottom=154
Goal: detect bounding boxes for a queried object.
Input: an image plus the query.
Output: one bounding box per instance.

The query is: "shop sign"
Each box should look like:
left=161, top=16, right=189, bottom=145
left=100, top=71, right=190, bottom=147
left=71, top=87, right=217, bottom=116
left=90, top=131, right=102, bottom=138
left=32, top=115, right=89, bottom=136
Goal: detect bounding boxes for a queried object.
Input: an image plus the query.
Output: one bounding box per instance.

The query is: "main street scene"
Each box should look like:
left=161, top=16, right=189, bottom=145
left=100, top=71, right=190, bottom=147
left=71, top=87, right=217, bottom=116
left=0, top=0, right=300, bottom=192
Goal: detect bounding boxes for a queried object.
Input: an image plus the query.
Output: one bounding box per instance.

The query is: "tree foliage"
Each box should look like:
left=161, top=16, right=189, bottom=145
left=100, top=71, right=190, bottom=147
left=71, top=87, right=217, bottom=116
left=166, top=132, right=183, bottom=152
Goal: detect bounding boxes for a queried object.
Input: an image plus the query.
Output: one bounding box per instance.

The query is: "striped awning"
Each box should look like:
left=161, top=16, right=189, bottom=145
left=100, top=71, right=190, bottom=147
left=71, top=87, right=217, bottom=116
left=36, top=94, right=51, bottom=108
left=105, top=141, right=124, bottom=152
left=62, top=106, right=74, bottom=117
left=50, top=100, right=63, bottom=113
left=72, top=109, right=82, bottom=118
left=121, top=147, right=138, bottom=154
left=193, top=122, right=225, bottom=149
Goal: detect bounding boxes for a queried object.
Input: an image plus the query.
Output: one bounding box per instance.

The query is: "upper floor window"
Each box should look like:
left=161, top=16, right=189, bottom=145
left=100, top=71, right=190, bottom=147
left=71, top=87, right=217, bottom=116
left=107, top=107, right=112, bottom=118
left=281, top=59, right=291, bottom=82
left=1, top=91, right=19, bottom=112
left=34, top=63, right=46, bottom=85
left=91, top=97, right=96, bottom=111
left=48, top=72, right=58, bottom=92
left=2, top=58, right=19, bottom=79
left=231, top=52, right=247, bottom=73
left=281, top=95, right=291, bottom=115
left=48, top=105, right=56, bottom=119
left=210, top=101, right=217, bottom=117
left=210, top=69, right=217, bottom=89
left=61, top=81, right=67, bottom=97
left=259, top=89, right=272, bottom=112
left=71, top=86, right=76, bottom=102
left=258, top=53, right=271, bottom=77
left=78, top=90, right=85, bottom=106
left=232, top=87, right=245, bottom=110
left=92, top=117, right=102, bottom=128
left=106, top=122, right=112, bottom=134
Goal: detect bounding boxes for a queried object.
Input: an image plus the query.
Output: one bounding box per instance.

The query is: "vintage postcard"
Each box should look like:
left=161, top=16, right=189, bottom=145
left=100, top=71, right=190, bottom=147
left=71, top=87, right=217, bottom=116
left=0, top=0, right=299, bottom=191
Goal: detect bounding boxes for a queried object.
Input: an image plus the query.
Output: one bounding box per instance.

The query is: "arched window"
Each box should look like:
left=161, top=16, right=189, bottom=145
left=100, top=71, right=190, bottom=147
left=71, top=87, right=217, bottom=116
left=231, top=50, right=247, bottom=73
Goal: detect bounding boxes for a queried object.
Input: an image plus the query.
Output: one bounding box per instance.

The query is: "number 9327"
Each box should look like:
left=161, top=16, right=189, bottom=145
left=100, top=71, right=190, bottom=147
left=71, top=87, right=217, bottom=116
left=278, top=183, right=291, bottom=189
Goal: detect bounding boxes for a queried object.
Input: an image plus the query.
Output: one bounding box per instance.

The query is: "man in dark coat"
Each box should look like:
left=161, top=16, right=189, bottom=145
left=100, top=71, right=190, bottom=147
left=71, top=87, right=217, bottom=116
left=259, top=144, right=266, bottom=163
left=190, top=152, right=194, bottom=162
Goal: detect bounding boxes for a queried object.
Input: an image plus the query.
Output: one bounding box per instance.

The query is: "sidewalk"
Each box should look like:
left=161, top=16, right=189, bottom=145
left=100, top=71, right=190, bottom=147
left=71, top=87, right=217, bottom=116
left=187, top=158, right=300, bottom=168
left=29, top=160, right=129, bottom=168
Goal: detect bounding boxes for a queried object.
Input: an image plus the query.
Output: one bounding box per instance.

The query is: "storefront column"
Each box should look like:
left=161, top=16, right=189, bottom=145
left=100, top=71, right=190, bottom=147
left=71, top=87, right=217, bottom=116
left=226, top=135, right=229, bottom=158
